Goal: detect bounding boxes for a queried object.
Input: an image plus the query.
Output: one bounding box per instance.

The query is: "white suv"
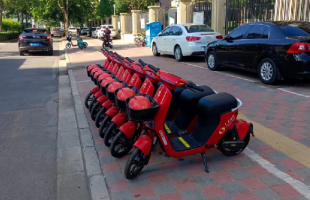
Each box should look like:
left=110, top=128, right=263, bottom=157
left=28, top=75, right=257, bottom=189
left=81, top=27, right=89, bottom=35
left=98, top=25, right=117, bottom=39
left=68, top=27, right=77, bottom=35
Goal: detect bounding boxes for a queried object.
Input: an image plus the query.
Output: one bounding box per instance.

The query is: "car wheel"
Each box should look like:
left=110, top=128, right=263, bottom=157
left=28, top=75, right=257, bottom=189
left=152, top=43, right=160, bottom=56
left=206, top=51, right=221, bottom=71
left=48, top=50, right=53, bottom=56
left=174, top=46, right=183, bottom=62
left=258, top=58, right=277, bottom=85
left=19, top=50, right=24, bottom=56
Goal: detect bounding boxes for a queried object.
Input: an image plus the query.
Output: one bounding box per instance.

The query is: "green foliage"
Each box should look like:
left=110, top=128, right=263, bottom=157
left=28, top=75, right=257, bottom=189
left=114, top=0, right=158, bottom=14
left=1, top=18, right=22, bottom=31
left=0, top=31, right=20, bottom=41
left=96, top=0, right=114, bottom=19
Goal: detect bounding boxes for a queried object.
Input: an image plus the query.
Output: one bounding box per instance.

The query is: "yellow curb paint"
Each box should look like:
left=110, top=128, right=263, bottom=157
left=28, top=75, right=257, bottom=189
left=239, top=112, right=310, bottom=168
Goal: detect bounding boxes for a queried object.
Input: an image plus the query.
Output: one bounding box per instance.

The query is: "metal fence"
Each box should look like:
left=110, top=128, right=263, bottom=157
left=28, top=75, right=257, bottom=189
left=225, top=0, right=275, bottom=34
left=124, top=14, right=132, bottom=34
left=191, top=0, right=212, bottom=26
left=138, top=12, right=149, bottom=34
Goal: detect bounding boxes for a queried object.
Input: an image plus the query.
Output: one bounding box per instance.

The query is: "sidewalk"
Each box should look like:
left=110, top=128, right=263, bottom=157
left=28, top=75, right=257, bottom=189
left=64, top=37, right=310, bottom=200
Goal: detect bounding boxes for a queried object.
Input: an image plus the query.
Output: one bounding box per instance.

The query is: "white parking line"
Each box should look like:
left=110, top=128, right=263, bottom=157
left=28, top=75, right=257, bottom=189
left=278, top=88, right=310, bottom=98
left=182, top=62, right=255, bottom=82
left=244, top=148, right=310, bottom=199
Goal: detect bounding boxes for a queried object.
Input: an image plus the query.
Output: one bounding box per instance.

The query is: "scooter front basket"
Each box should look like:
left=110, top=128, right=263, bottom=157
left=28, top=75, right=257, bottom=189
left=125, top=94, right=159, bottom=122
left=115, top=87, right=140, bottom=111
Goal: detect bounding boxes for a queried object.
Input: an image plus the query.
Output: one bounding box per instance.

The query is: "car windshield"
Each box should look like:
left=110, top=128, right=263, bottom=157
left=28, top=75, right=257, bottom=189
left=184, top=25, right=214, bottom=33
left=108, top=26, right=113, bottom=29
left=69, top=28, right=76, bottom=30
left=284, top=25, right=310, bottom=37
left=96, top=28, right=100, bottom=30
left=23, top=29, right=46, bottom=33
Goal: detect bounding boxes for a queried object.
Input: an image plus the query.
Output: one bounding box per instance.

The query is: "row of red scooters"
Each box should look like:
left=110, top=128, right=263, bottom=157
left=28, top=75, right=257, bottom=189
left=84, top=48, right=254, bottom=179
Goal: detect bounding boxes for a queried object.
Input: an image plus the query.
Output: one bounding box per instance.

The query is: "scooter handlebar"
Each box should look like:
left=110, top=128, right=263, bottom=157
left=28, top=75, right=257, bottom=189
left=147, top=64, right=160, bottom=72
left=126, top=57, right=134, bottom=63
left=138, top=59, right=146, bottom=66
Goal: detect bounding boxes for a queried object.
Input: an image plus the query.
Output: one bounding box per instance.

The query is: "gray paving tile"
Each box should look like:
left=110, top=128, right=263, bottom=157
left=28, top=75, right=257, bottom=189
left=234, top=157, right=257, bottom=168
left=104, top=170, right=124, bottom=183
left=151, top=181, right=177, bottom=196
left=293, top=167, right=310, bottom=180
left=230, top=169, right=253, bottom=180
left=288, top=197, right=308, bottom=200
left=267, top=152, right=290, bottom=162
left=111, top=190, right=133, bottom=200
left=220, top=181, right=248, bottom=194
left=191, top=174, right=217, bottom=187
left=126, top=173, right=149, bottom=188
left=165, top=168, right=188, bottom=180
left=99, top=154, right=118, bottom=165
left=258, top=174, right=286, bottom=187
left=253, top=188, right=283, bottom=200
left=180, top=188, right=207, bottom=200
left=213, top=197, right=234, bottom=200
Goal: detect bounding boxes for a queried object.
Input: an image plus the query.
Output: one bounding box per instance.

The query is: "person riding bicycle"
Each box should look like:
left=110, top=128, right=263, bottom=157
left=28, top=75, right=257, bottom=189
left=103, top=27, right=111, bottom=47
left=67, top=34, right=73, bottom=46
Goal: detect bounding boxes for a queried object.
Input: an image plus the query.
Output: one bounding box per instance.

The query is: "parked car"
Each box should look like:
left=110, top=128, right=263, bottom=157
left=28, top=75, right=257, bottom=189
left=59, top=27, right=65, bottom=36
left=81, top=27, right=89, bottom=35
left=68, top=27, right=77, bottom=35
left=98, top=25, right=117, bottom=39
left=151, top=24, right=222, bottom=62
left=88, top=27, right=96, bottom=37
left=51, top=28, right=62, bottom=37
left=18, top=28, right=53, bottom=56
left=206, top=21, right=310, bottom=85
left=92, top=27, right=100, bottom=38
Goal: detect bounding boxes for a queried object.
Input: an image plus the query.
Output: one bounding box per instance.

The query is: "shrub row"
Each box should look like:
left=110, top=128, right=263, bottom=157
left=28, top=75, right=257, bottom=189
left=0, top=32, right=20, bottom=42
left=1, top=18, right=23, bottom=32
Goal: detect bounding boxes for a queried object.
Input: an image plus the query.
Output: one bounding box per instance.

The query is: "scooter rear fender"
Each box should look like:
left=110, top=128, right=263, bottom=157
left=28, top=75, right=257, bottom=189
left=90, top=86, right=100, bottom=94
left=119, top=121, right=136, bottom=139
left=102, top=100, right=113, bottom=109
left=111, top=113, right=127, bottom=127
left=235, top=119, right=253, bottom=139
left=105, top=106, right=119, bottom=118
left=134, top=135, right=152, bottom=155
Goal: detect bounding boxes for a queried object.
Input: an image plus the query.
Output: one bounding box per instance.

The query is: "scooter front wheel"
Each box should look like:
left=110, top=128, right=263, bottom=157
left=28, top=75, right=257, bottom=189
left=84, top=92, right=94, bottom=109
left=99, top=115, right=111, bottom=138
left=95, top=108, right=106, bottom=128
left=124, top=148, right=146, bottom=179
left=110, top=131, right=133, bottom=158
left=89, top=98, right=97, bottom=112
left=90, top=101, right=101, bottom=121
left=104, top=123, right=117, bottom=147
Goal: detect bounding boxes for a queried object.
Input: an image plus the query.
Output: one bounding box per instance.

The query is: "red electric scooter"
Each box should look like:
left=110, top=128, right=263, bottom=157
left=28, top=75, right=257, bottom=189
left=123, top=70, right=254, bottom=179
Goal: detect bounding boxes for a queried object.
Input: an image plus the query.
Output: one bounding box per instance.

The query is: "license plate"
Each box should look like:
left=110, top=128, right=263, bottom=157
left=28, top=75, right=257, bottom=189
left=30, top=43, right=40, bottom=46
left=202, top=46, right=206, bottom=51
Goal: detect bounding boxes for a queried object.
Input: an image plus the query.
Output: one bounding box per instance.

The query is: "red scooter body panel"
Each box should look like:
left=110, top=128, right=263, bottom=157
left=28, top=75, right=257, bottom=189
left=119, top=121, right=136, bottom=139
left=98, top=73, right=112, bottom=82
left=116, top=67, right=124, bottom=79
left=206, top=111, right=238, bottom=145
left=88, top=64, right=99, bottom=72
left=91, top=68, right=101, bottom=76
left=111, top=113, right=127, bottom=127
left=128, top=74, right=142, bottom=88
left=120, top=70, right=132, bottom=82
left=106, top=62, right=114, bottom=71
left=103, top=59, right=109, bottom=68
left=105, top=106, right=119, bottom=118
left=94, top=91, right=103, bottom=98
left=235, top=119, right=250, bottom=139
left=90, top=86, right=100, bottom=94
left=134, top=135, right=152, bottom=155
left=139, top=78, right=155, bottom=96
left=111, top=64, right=120, bottom=75
left=102, top=100, right=113, bottom=109
left=97, top=95, right=108, bottom=104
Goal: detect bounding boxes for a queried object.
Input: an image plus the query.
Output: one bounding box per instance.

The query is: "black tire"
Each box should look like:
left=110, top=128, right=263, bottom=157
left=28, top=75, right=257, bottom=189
left=124, top=148, right=146, bottom=179
left=95, top=107, right=106, bottom=128
left=258, top=58, right=278, bottom=85
left=152, top=43, right=160, bottom=56
left=89, top=98, right=97, bottom=112
left=47, top=50, right=53, bottom=56
left=111, top=131, right=133, bottom=158
left=104, top=123, right=117, bottom=147
left=174, top=46, right=184, bottom=62
left=19, top=50, right=24, bottom=56
left=84, top=92, right=93, bottom=109
left=99, top=115, right=111, bottom=138
left=206, top=51, right=221, bottom=71
left=90, top=101, right=101, bottom=121
left=217, top=132, right=250, bottom=156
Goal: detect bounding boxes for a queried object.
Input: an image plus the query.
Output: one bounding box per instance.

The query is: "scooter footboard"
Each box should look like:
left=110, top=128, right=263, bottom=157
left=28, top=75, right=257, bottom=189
left=235, top=119, right=254, bottom=139
left=134, top=135, right=152, bottom=155
left=119, top=121, right=136, bottom=139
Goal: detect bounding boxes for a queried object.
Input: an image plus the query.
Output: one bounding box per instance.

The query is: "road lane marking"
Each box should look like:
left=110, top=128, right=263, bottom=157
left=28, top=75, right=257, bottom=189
left=278, top=88, right=310, bottom=98
left=182, top=62, right=255, bottom=82
left=244, top=148, right=310, bottom=199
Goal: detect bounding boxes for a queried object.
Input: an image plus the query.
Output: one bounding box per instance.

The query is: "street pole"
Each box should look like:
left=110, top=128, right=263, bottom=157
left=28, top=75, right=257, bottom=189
left=113, top=4, right=115, bottom=15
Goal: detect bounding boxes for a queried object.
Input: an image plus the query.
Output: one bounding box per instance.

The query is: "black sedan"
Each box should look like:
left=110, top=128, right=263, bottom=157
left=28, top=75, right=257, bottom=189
left=205, top=21, right=310, bottom=85
left=18, top=28, right=53, bottom=56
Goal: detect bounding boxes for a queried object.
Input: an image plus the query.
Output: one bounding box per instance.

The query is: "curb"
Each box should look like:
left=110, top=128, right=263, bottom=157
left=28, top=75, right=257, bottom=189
left=64, top=43, right=110, bottom=200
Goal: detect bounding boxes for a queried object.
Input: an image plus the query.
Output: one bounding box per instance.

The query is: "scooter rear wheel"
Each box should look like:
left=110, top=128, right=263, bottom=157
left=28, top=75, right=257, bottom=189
left=90, top=101, right=101, bottom=121
left=84, top=92, right=94, bottom=109
left=217, top=132, right=250, bottom=156
left=110, top=132, right=133, bottom=158
left=124, top=148, right=146, bottom=179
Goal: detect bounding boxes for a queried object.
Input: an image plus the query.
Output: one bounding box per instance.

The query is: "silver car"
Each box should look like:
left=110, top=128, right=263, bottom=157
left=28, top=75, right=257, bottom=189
left=51, top=28, right=62, bottom=37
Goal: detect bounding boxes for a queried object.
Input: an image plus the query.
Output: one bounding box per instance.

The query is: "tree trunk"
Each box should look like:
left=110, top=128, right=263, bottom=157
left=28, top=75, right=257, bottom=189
left=0, top=9, right=2, bottom=32
left=65, top=13, right=69, bottom=37
left=21, top=12, right=24, bottom=29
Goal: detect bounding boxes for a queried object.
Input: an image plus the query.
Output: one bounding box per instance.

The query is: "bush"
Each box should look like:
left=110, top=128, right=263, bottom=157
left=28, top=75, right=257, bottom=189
left=0, top=32, right=20, bottom=42
left=2, top=18, right=22, bottom=32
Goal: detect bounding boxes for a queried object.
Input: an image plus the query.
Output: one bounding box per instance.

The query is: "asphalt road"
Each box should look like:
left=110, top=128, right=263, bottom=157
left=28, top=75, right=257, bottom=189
left=0, top=39, right=60, bottom=200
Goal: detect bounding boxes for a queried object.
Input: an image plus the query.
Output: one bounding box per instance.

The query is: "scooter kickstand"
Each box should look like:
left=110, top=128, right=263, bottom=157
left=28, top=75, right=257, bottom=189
left=201, top=153, right=209, bottom=173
